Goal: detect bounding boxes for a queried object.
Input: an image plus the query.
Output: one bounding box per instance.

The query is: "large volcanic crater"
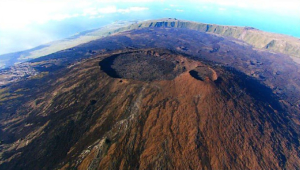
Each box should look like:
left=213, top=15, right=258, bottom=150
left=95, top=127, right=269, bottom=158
left=99, top=49, right=218, bottom=82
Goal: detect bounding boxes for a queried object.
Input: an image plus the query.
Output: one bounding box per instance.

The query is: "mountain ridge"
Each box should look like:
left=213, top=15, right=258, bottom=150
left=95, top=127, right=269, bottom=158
left=0, top=18, right=300, bottom=69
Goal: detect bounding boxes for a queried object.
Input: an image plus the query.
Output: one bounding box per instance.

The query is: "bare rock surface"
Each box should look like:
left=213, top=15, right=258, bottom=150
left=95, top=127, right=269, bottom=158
left=0, top=28, right=300, bottom=170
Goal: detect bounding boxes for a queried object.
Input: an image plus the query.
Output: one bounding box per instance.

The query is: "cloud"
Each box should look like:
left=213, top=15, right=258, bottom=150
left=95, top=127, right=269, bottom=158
left=0, top=0, right=151, bottom=55
left=52, top=13, right=80, bottom=21
left=83, top=6, right=148, bottom=17
left=83, top=8, right=100, bottom=16
left=176, top=9, right=184, bottom=12
left=89, top=15, right=104, bottom=19
left=99, top=6, right=118, bottom=14
left=0, top=0, right=299, bottom=55
left=117, top=7, right=149, bottom=13
left=83, top=6, right=117, bottom=16
left=0, top=0, right=149, bottom=29
left=96, top=0, right=156, bottom=2
left=170, top=4, right=179, bottom=7
left=0, top=0, right=85, bottom=28
left=0, top=27, right=54, bottom=55
left=1, top=0, right=298, bottom=30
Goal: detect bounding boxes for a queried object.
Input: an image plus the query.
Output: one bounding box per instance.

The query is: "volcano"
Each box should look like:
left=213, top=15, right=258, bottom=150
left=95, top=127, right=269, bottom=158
left=0, top=20, right=300, bottom=169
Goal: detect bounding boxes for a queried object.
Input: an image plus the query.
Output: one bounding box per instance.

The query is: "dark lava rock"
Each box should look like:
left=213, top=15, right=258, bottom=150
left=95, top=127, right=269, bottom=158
left=99, top=50, right=186, bottom=81
left=0, top=27, right=300, bottom=170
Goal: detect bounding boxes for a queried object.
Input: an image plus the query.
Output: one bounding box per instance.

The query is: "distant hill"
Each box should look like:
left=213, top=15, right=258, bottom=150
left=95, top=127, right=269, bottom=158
left=1, top=18, right=300, bottom=69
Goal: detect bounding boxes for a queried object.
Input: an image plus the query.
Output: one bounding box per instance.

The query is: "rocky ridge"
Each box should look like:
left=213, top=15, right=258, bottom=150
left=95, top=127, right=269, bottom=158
left=1, top=18, right=300, bottom=69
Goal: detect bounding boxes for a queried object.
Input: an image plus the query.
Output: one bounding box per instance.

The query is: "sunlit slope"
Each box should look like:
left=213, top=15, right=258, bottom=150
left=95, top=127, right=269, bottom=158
left=132, top=18, right=300, bottom=59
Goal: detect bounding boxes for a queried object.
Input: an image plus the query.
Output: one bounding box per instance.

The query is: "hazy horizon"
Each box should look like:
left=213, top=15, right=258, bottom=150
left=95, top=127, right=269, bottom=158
left=1, top=0, right=300, bottom=55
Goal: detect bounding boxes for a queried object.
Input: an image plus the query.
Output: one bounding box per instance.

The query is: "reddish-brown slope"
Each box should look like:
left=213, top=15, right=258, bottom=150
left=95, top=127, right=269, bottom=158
left=61, top=50, right=299, bottom=170
left=0, top=28, right=300, bottom=170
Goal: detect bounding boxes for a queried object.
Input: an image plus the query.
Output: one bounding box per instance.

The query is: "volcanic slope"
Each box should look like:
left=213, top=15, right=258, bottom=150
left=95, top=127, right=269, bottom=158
left=0, top=28, right=300, bottom=169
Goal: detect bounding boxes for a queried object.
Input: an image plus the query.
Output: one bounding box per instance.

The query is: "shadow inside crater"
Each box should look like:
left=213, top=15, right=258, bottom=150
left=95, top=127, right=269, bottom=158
left=189, top=70, right=204, bottom=81
left=98, top=54, right=121, bottom=79
left=98, top=51, right=184, bottom=81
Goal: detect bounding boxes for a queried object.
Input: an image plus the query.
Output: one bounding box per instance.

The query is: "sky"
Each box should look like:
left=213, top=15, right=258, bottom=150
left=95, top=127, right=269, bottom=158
left=0, top=0, right=300, bottom=55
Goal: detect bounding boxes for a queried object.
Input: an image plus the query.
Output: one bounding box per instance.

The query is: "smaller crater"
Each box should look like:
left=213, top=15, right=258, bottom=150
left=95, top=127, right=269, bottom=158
left=90, top=100, right=97, bottom=105
left=105, top=138, right=111, bottom=144
left=189, top=66, right=218, bottom=81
